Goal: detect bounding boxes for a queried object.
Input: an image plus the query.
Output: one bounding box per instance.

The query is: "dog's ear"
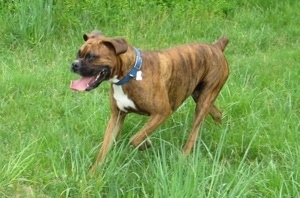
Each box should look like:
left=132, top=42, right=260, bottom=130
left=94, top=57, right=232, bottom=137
left=102, top=38, right=128, bottom=55
left=83, top=30, right=103, bottom=41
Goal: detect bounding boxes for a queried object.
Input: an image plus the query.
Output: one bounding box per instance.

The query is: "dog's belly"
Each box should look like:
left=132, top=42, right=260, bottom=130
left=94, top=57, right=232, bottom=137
left=112, top=85, right=136, bottom=112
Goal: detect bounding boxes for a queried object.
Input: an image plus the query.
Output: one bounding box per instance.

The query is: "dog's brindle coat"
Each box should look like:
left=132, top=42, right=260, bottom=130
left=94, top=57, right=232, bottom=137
left=70, top=31, right=229, bottom=172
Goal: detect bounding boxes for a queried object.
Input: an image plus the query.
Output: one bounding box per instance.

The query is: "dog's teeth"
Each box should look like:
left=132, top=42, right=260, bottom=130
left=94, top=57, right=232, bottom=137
left=95, top=73, right=101, bottom=81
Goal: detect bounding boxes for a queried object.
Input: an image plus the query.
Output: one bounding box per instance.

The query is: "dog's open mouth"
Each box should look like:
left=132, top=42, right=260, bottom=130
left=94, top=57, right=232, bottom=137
left=70, top=67, right=110, bottom=91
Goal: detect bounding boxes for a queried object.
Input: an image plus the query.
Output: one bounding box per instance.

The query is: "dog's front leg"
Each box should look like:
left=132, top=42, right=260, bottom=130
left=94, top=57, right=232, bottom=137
left=90, top=111, right=126, bottom=173
left=130, top=113, right=171, bottom=150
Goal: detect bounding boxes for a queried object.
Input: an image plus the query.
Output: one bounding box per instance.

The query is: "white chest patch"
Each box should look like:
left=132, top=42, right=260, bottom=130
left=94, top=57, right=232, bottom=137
left=112, top=85, right=136, bottom=112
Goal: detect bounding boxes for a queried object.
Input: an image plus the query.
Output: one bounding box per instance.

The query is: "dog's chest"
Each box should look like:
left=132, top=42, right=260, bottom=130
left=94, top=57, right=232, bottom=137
left=112, top=85, right=136, bottom=112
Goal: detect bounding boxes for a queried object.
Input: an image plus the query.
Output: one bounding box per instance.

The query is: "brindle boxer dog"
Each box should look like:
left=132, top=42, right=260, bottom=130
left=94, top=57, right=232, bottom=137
left=70, top=30, right=229, bottom=172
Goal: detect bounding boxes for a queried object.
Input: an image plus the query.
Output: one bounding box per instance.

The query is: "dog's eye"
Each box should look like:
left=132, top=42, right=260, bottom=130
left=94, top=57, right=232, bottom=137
left=85, top=54, right=93, bottom=62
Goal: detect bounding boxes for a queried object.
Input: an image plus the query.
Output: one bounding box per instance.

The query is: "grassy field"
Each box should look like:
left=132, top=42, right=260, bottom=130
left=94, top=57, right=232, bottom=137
left=0, top=0, right=299, bottom=197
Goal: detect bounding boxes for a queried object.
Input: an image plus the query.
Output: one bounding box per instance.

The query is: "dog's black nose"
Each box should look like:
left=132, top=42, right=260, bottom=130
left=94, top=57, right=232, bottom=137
left=71, top=60, right=81, bottom=71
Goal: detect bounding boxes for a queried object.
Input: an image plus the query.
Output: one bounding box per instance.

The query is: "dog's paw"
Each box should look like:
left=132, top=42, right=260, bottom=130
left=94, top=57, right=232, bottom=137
left=138, top=139, right=152, bottom=151
left=130, top=137, right=152, bottom=150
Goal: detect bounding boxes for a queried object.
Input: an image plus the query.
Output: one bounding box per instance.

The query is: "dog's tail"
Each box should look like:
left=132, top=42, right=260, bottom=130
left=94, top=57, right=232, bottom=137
left=213, top=36, right=229, bottom=52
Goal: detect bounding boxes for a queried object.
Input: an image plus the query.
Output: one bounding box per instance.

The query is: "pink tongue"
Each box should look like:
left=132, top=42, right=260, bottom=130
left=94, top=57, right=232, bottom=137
left=70, top=77, right=93, bottom=91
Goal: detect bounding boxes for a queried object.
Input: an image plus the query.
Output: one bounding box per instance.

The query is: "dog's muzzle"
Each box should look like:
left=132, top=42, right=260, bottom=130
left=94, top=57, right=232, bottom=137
left=70, top=60, right=110, bottom=91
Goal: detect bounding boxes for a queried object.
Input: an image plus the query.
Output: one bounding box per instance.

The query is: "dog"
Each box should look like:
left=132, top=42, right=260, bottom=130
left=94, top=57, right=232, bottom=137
left=70, top=30, right=229, bottom=172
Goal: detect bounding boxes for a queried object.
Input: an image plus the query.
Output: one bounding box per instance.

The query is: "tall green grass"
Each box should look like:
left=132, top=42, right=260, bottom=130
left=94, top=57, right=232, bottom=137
left=0, top=0, right=299, bottom=197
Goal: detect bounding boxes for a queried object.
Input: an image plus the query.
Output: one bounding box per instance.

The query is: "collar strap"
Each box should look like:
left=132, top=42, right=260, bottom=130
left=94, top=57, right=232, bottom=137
left=114, top=47, right=142, bottom=86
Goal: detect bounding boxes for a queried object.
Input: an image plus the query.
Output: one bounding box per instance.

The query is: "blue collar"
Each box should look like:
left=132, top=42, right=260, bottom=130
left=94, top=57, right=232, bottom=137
left=114, top=47, right=142, bottom=86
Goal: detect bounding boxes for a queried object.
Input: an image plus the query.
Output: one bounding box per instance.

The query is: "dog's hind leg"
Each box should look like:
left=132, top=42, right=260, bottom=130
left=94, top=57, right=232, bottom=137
left=184, top=82, right=224, bottom=155
left=208, top=104, right=222, bottom=123
left=192, top=89, right=222, bottom=123
left=90, top=111, right=126, bottom=173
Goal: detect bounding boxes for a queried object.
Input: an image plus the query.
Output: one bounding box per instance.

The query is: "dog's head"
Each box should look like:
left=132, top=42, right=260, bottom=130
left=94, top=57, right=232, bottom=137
left=70, top=30, right=128, bottom=91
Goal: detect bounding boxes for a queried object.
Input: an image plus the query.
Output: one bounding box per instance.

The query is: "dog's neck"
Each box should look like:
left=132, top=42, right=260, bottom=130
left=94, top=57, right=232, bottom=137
left=114, top=47, right=143, bottom=86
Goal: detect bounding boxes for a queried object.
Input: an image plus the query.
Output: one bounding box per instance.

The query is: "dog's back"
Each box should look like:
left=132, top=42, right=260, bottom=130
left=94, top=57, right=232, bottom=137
left=138, top=39, right=229, bottom=111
